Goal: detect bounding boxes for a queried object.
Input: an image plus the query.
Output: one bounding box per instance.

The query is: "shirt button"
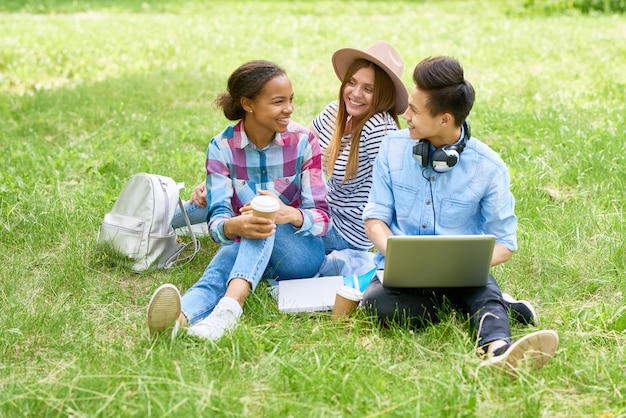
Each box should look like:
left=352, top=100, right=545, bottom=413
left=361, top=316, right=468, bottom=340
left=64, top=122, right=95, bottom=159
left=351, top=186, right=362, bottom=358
left=422, top=224, right=427, bottom=228
left=425, top=200, right=431, bottom=205
left=262, top=170, right=266, bottom=174
left=430, top=176, right=435, bottom=181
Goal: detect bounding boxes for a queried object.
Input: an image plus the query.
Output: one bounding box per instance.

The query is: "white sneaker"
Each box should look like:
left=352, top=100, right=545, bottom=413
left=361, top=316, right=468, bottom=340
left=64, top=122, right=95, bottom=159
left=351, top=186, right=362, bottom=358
left=147, top=284, right=181, bottom=338
left=480, top=330, right=559, bottom=374
left=187, top=297, right=243, bottom=341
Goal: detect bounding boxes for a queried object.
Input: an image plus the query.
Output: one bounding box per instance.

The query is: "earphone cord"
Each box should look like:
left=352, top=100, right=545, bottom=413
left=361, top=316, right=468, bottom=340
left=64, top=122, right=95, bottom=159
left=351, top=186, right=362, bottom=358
left=422, top=168, right=436, bottom=235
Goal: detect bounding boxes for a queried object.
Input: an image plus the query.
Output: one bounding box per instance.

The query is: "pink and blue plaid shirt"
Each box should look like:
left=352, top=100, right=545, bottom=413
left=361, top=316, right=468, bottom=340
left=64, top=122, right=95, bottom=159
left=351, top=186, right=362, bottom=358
left=206, top=120, right=330, bottom=245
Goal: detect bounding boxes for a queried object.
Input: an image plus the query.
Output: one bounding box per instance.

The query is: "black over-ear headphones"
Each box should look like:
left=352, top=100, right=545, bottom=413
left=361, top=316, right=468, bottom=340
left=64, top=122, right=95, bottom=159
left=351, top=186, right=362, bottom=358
left=412, top=121, right=471, bottom=173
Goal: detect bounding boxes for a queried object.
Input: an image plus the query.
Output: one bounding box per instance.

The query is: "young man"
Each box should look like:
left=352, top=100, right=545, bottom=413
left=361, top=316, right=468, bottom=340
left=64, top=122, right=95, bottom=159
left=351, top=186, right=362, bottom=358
left=361, top=56, right=558, bottom=373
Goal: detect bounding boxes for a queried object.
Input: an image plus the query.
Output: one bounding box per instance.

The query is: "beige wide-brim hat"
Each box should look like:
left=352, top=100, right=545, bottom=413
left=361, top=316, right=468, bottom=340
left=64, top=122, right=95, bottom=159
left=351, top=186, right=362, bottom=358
left=332, top=40, right=408, bottom=113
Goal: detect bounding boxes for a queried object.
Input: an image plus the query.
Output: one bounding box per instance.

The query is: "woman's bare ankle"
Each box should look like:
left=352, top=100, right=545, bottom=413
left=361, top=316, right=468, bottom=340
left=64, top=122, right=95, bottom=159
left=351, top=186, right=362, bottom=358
left=178, top=313, right=188, bottom=327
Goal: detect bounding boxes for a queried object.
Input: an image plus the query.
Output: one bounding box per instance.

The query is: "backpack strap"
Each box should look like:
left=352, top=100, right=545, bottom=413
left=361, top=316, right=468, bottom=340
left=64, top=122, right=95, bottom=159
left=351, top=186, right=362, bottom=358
left=163, top=197, right=201, bottom=268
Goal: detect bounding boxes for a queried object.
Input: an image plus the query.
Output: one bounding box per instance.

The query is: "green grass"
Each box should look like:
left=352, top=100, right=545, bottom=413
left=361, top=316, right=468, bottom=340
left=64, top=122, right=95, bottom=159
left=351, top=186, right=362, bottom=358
left=1, top=0, right=625, bottom=416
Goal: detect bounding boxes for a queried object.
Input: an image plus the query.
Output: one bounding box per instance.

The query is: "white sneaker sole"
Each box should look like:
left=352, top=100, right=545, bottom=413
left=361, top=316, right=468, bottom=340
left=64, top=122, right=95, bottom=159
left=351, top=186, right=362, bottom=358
left=147, top=284, right=181, bottom=337
left=481, top=330, right=559, bottom=374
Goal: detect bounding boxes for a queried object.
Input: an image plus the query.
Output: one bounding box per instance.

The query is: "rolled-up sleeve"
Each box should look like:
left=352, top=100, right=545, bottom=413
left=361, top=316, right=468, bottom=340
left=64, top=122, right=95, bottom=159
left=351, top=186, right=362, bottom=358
left=206, top=137, right=238, bottom=245
left=362, top=137, right=395, bottom=225
left=481, top=165, right=518, bottom=251
left=296, top=130, right=330, bottom=236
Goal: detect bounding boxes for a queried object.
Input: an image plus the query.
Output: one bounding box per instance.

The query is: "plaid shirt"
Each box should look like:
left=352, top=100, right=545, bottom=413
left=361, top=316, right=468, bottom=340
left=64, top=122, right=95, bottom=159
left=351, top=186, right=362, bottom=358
left=206, top=120, right=330, bottom=245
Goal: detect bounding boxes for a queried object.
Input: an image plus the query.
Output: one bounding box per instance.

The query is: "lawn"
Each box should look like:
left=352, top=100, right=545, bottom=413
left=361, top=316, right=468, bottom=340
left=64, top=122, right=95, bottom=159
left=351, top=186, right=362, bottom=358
left=1, top=0, right=625, bottom=416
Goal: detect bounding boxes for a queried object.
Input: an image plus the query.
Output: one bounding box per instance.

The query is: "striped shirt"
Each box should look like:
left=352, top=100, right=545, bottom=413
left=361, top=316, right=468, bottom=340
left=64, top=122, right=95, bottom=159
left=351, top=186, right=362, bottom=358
left=311, top=101, right=398, bottom=249
left=206, top=120, right=330, bottom=245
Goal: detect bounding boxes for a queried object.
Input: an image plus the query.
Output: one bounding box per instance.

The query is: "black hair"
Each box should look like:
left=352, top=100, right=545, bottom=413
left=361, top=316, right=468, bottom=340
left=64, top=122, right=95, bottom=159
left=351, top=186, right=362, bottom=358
left=215, top=60, right=287, bottom=121
left=412, top=56, right=475, bottom=126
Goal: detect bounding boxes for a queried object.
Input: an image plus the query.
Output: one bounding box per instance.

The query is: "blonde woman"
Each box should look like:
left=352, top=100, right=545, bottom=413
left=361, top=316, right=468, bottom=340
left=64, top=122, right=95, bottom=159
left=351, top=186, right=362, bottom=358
left=310, top=41, right=408, bottom=254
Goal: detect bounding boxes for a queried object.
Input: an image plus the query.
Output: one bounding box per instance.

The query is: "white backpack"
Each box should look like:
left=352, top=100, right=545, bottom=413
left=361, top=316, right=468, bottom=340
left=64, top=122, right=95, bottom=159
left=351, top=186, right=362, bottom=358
left=97, top=173, right=200, bottom=272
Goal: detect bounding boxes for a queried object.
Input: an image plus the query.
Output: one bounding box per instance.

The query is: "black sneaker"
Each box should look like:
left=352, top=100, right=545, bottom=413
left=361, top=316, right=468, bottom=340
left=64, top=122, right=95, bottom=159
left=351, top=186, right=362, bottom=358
left=502, top=292, right=538, bottom=326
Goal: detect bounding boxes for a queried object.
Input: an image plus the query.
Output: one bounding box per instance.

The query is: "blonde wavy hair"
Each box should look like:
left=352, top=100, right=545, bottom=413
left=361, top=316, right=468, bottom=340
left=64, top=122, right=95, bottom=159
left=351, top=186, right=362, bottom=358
left=323, top=59, right=400, bottom=183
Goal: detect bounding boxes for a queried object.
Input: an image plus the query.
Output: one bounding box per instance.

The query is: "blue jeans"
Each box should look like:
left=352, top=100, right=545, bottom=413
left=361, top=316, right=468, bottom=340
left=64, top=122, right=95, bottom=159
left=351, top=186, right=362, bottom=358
left=362, top=275, right=511, bottom=348
left=321, top=224, right=364, bottom=255
left=175, top=203, right=364, bottom=255
left=181, top=223, right=325, bottom=324
left=171, top=202, right=209, bottom=229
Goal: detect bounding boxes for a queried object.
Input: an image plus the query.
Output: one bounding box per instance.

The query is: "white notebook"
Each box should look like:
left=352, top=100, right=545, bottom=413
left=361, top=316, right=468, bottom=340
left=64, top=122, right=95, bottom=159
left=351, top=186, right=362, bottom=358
left=277, top=276, right=344, bottom=313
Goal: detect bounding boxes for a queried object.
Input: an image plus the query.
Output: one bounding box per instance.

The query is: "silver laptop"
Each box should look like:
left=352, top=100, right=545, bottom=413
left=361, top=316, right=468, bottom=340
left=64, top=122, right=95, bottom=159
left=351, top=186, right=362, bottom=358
left=377, top=235, right=495, bottom=288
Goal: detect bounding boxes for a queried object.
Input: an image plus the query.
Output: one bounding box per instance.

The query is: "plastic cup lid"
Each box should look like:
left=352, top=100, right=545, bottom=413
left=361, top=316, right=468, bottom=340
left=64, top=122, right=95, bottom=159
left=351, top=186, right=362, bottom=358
left=336, top=286, right=361, bottom=301
left=250, top=195, right=280, bottom=212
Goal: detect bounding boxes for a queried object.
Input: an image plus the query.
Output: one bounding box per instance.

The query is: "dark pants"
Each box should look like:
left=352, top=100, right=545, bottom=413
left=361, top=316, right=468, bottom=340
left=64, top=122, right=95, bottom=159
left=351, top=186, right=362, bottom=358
left=362, top=274, right=511, bottom=349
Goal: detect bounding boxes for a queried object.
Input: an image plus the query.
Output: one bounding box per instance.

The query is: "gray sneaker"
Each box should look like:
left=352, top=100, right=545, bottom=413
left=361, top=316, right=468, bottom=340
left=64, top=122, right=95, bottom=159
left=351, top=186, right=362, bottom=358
left=502, top=292, right=539, bottom=326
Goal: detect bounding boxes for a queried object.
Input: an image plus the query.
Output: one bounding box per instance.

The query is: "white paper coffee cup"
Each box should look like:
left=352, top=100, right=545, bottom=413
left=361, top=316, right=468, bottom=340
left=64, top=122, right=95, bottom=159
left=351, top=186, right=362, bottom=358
left=250, top=195, right=280, bottom=221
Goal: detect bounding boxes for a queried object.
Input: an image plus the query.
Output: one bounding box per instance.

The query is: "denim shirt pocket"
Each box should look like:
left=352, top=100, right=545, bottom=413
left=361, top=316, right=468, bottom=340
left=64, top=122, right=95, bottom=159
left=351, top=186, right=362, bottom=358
left=269, top=175, right=300, bottom=205
left=438, top=199, right=477, bottom=229
left=394, top=182, right=420, bottom=219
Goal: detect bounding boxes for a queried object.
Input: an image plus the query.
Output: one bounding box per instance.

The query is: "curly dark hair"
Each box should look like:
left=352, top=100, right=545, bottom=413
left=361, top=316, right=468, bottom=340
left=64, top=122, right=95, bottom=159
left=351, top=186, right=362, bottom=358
left=215, top=60, right=287, bottom=121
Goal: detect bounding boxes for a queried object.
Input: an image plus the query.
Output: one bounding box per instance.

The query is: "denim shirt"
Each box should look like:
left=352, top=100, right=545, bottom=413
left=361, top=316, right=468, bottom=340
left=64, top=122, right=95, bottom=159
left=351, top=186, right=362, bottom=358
left=363, top=129, right=518, bottom=268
